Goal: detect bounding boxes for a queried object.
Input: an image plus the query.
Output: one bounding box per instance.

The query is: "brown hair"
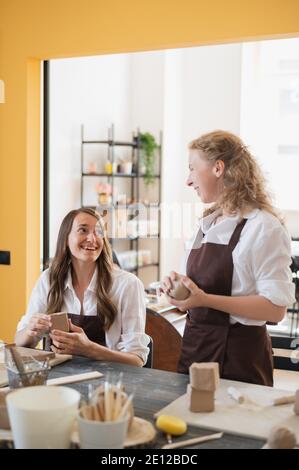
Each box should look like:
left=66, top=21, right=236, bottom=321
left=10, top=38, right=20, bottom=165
left=189, top=130, right=283, bottom=223
left=46, top=207, right=117, bottom=329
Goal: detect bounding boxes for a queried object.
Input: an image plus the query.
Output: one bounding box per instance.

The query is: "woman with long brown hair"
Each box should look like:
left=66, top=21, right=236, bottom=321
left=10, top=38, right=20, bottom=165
left=161, top=130, right=295, bottom=385
left=15, top=208, right=149, bottom=366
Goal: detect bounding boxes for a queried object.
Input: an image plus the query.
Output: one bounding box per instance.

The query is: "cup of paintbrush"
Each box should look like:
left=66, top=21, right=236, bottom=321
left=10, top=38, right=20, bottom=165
left=86, top=379, right=134, bottom=426
left=78, top=382, right=133, bottom=449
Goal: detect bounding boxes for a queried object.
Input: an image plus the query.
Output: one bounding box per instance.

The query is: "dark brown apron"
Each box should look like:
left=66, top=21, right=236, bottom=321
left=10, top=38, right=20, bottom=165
left=44, top=313, right=106, bottom=351
left=178, top=219, right=273, bottom=386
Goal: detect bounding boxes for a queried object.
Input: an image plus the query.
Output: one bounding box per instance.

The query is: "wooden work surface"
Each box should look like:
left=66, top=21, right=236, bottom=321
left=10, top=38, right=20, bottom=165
left=7, top=356, right=266, bottom=449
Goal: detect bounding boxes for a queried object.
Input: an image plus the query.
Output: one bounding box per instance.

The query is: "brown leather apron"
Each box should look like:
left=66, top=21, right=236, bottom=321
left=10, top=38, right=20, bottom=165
left=44, top=313, right=106, bottom=351
left=178, top=219, right=273, bottom=386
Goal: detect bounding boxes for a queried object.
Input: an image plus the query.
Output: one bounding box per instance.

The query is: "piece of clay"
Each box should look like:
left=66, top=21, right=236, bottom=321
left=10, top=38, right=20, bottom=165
left=169, top=276, right=190, bottom=301
left=187, top=383, right=215, bottom=412
left=189, top=362, right=220, bottom=392
left=50, top=312, right=69, bottom=332
left=264, top=426, right=297, bottom=449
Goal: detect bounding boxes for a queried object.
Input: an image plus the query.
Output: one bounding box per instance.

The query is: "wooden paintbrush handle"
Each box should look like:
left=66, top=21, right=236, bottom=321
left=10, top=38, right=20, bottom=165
left=162, top=432, right=223, bottom=449
left=47, top=371, right=102, bottom=386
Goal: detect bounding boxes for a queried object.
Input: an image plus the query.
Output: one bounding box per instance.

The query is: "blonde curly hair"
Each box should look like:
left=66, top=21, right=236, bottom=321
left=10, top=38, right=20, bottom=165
left=189, top=130, right=283, bottom=223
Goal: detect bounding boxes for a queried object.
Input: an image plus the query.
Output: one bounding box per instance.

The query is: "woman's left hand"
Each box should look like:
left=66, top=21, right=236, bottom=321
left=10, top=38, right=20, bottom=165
left=165, top=276, right=208, bottom=312
left=50, top=320, right=92, bottom=356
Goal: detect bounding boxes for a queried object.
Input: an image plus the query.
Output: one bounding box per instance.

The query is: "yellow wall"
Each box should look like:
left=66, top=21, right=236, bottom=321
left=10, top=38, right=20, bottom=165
left=0, top=0, right=298, bottom=341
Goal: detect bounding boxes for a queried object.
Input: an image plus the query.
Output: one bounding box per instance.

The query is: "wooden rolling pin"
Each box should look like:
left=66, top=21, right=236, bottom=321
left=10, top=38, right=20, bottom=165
left=273, top=395, right=295, bottom=406
left=228, top=387, right=296, bottom=407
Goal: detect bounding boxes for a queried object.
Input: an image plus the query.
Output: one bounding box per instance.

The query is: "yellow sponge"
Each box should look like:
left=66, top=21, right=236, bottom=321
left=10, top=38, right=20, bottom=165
left=156, top=415, right=187, bottom=436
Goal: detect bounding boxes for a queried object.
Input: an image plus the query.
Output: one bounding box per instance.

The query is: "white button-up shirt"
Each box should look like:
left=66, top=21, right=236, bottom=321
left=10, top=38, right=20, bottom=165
left=182, top=208, right=296, bottom=326
left=17, top=267, right=149, bottom=364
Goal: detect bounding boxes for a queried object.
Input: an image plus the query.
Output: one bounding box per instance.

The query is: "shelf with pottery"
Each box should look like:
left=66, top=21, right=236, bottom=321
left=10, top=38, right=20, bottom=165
left=80, top=124, right=162, bottom=284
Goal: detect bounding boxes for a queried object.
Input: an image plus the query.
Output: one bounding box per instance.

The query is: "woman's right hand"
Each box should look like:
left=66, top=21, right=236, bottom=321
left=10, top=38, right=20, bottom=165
left=26, top=313, right=52, bottom=338
left=158, top=271, right=178, bottom=296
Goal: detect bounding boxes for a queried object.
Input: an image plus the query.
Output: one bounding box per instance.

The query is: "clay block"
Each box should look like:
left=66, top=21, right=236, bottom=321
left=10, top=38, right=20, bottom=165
left=169, top=278, right=190, bottom=301
left=187, top=383, right=215, bottom=412
left=50, top=312, right=69, bottom=332
left=190, top=362, right=220, bottom=392
left=294, top=389, right=299, bottom=415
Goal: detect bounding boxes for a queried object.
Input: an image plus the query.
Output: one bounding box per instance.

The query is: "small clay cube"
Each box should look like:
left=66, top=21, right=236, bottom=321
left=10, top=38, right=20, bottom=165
left=187, top=383, right=215, bottom=412
left=169, top=278, right=190, bottom=301
left=190, top=362, right=220, bottom=392
left=50, top=312, right=69, bottom=332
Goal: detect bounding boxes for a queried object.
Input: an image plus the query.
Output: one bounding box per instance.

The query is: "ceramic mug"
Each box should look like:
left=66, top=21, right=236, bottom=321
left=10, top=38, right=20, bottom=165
left=7, top=385, right=80, bottom=449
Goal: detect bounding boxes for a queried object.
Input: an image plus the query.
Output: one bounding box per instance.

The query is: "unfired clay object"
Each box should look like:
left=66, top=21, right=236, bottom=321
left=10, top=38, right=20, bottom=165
left=50, top=312, right=69, bottom=332
left=187, top=383, right=215, bottom=412
left=169, top=277, right=190, bottom=301
left=189, top=362, right=220, bottom=392
left=264, top=426, right=297, bottom=449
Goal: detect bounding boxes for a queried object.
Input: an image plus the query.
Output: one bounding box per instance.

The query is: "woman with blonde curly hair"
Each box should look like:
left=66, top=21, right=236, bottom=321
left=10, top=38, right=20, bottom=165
left=15, top=208, right=149, bottom=366
left=161, top=130, right=295, bottom=385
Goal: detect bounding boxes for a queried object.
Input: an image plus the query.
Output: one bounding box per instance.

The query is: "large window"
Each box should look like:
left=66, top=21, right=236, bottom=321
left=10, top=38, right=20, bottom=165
left=241, top=38, right=299, bottom=337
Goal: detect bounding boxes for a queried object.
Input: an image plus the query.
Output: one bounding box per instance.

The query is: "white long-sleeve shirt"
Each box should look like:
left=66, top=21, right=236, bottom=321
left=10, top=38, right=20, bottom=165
left=181, top=208, right=296, bottom=326
left=17, top=267, right=149, bottom=364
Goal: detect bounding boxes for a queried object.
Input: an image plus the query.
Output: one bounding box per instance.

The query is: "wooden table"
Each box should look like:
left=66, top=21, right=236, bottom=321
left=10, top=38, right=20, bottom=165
left=47, top=356, right=265, bottom=449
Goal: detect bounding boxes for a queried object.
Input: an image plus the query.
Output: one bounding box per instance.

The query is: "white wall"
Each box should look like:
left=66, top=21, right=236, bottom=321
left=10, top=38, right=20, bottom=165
left=160, top=49, right=185, bottom=277
left=49, top=54, right=132, bottom=256
left=240, top=39, right=299, bottom=236
left=129, top=51, right=164, bottom=135
left=128, top=51, right=164, bottom=286
left=161, top=43, right=242, bottom=277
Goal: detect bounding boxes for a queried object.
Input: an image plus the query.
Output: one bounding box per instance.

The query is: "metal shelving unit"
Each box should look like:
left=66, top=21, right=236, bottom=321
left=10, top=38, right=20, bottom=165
left=80, top=124, right=162, bottom=281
